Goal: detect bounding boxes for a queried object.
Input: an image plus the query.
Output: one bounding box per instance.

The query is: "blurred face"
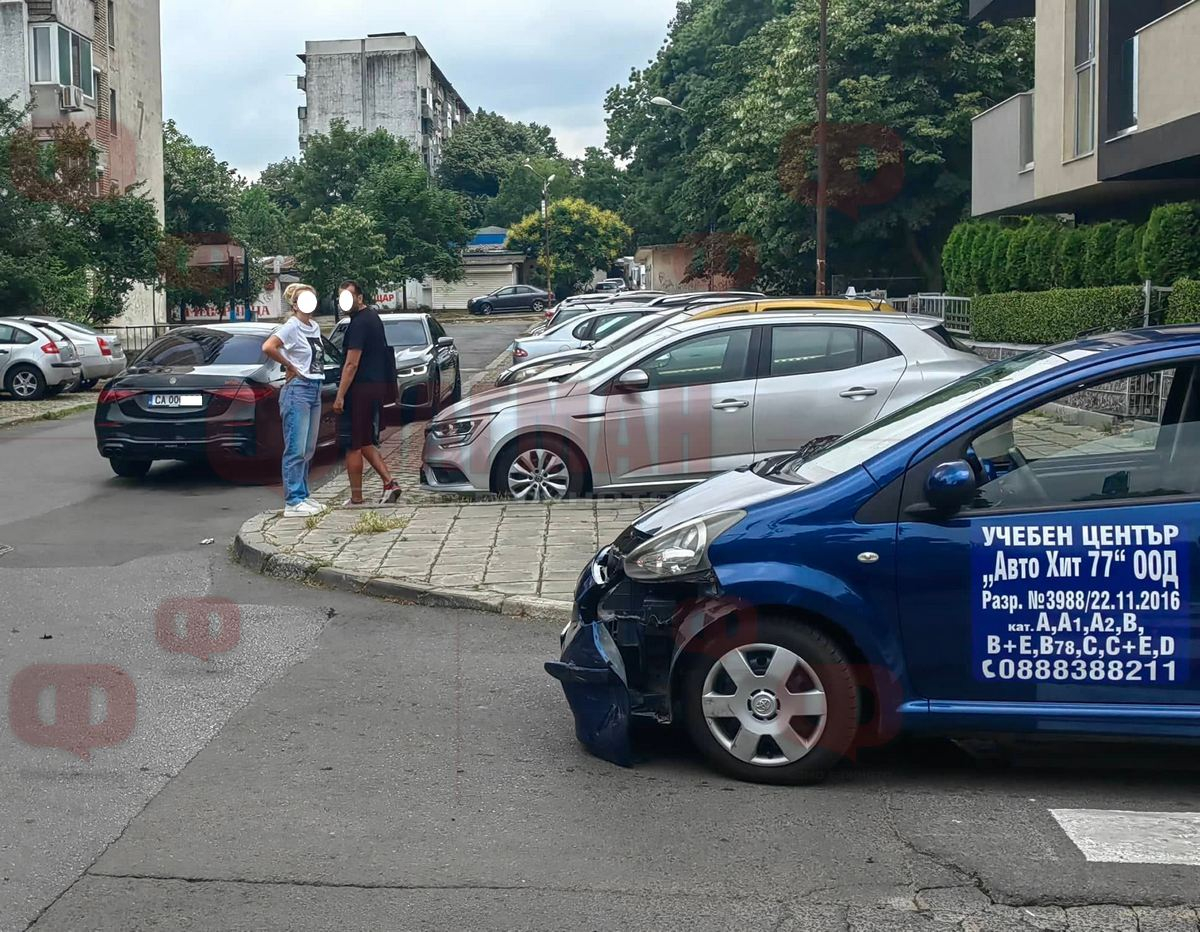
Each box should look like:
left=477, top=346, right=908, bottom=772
left=339, top=289, right=355, bottom=313
left=296, top=291, right=318, bottom=316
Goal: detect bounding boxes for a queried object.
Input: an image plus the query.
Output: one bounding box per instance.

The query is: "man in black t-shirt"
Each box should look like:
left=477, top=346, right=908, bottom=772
left=332, top=281, right=401, bottom=505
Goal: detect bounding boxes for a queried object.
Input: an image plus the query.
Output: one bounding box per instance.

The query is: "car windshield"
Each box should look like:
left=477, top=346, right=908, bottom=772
left=567, top=323, right=686, bottom=382
left=384, top=320, right=428, bottom=347
left=593, top=315, right=664, bottom=349
left=134, top=329, right=268, bottom=368
left=787, top=351, right=1068, bottom=485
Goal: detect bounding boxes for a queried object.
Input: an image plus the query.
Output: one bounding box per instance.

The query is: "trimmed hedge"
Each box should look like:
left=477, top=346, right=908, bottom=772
left=1170, top=278, right=1200, bottom=324
left=971, top=286, right=1144, bottom=344
left=942, top=201, right=1200, bottom=297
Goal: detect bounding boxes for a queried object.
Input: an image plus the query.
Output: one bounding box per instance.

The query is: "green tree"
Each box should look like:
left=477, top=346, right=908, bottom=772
left=1054, top=227, right=1087, bottom=289
left=606, top=0, right=1033, bottom=288
left=256, top=157, right=302, bottom=212
left=969, top=224, right=997, bottom=294
left=233, top=185, right=292, bottom=257
left=163, top=120, right=241, bottom=235
left=1114, top=224, right=1139, bottom=284
left=1024, top=221, right=1060, bottom=292
left=576, top=147, right=631, bottom=217
left=293, top=205, right=388, bottom=300
left=437, top=110, right=560, bottom=202
left=506, top=197, right=632, bottom=296
left=353, top=155, right=471, bottom=298
left=1005, top=223, right=1031, bottom=292
left=486, top=157, right=579, bottom=229
left=289, top=120, right=416, bottom=221
left=941, top=223, right=968, bottom=294
left=988, top=227, right=1013, bottom=294
left=1083, top=221, right=1123, bottom=287
left=1140, top=202, right=1200, bottom=284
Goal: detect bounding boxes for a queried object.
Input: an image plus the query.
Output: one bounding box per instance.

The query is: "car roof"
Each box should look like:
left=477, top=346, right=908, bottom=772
left=688, top=296, right=896, bottom=319
left=668, top=310, right=943, bottom=334
left=180, top=322, right=280, bottom=335
left=542, top=306, right=652, bottom=331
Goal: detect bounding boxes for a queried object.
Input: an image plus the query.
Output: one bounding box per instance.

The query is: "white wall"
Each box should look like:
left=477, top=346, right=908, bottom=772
left=0, top=2, right=30, bottom=114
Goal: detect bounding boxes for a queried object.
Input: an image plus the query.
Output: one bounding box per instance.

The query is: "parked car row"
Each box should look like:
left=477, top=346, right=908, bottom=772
left=420, top=295, right=983, bottom=500
left=0, top=318, right=120, bottom=400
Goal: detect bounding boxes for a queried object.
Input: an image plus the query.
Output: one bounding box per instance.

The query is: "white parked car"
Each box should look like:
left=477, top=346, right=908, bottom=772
left=511, top=308, right=661, bottom=364
left=0, top=319, right=83, bottom=400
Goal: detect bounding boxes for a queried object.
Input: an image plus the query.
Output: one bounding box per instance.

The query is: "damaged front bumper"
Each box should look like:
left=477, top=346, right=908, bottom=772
left=544, top=544, right=720, bottom=767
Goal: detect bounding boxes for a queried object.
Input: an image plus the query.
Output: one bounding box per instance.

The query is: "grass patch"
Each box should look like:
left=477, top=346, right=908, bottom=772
left=304, top=506, right=333, bottom=530
left=351, top=511, right=411, bottom=535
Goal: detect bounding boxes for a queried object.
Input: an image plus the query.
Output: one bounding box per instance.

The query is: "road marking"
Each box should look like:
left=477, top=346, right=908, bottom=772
left=1051, top=809, right=1200, bottom=865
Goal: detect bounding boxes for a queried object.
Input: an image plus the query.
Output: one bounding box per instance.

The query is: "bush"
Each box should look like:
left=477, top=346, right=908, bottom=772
left=1170, top=278, right=1200, bottom=324
left=969, top=224, right=996, bottom=295
left=1053, top=227, right=1088, bottom=289
left=1083, top=221, right=1123, bottom=287
left=1140, top=202, right=1200, bottom=283
left=1114, top=225, right=1139, bottom=284
left=971, top=285, right=1145, bottom=344
left=941, top=224, right=968, bottom=295
left=1005, top=224, right=1031, bottom=292
left=1025, top=222, right=1062, bottom=291
left=987, top=228, right=1013, bottom=294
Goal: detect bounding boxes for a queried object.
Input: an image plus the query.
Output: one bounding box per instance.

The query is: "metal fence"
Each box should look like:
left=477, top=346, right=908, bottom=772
left=892, top=293, right=972, bottom=334
left=103, top=324, right=179, bottom=356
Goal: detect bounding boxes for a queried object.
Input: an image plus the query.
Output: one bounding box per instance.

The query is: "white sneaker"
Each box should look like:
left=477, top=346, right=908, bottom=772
left=284, top=501, right=322, bottom=518
left=304, top=498, right=324, bottom=510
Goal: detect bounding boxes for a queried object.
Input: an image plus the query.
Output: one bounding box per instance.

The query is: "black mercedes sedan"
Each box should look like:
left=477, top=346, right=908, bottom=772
left=94, top=324, right=343, bottom=479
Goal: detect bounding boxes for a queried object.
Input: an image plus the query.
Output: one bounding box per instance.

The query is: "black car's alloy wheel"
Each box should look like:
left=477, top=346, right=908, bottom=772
left=478, top=302, right=494, bottom=316
left=682, top=616, right=859, bottom=785
left=531, top=299, right=546, bottom=313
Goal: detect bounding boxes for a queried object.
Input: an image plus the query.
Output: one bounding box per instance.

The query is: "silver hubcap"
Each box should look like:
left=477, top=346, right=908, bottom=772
left=12, top=371, right=38, bottom=397
left=702, top=643, right=828, bottom=767
left=508, top=448, right=569, bottom=501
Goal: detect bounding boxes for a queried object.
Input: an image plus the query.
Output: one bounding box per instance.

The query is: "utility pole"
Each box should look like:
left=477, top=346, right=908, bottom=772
left=815, top=0, right=829, bottom=296
left=542, top=187, right=553, bottom=301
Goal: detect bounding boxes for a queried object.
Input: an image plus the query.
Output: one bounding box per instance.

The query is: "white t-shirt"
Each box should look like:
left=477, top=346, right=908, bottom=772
left=275, top=316, right=325, bottom=381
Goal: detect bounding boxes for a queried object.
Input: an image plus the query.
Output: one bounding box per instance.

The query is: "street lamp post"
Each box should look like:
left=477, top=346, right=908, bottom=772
left=524, top=161, right=556, bottom=300
left=815, top=0, right=830, bottom=296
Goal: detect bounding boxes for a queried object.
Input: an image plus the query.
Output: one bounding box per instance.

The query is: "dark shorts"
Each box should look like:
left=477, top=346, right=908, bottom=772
left=338, top=385, right=386, bottom=451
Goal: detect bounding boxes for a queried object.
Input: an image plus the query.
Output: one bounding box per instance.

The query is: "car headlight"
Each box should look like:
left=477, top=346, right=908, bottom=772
left=511, top=365, right=552, bottom=384
left=397, top=363, right=429, bottom=378
left=428, top=414, right=496, bottom=448
left=623, top=511, right=746, bottom=581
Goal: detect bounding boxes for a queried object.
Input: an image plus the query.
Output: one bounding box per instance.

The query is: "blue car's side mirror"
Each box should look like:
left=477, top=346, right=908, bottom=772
left=925, top=460, right=977, bottom=514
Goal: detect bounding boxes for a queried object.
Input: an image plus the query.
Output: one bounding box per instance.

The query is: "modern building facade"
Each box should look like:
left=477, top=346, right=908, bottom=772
left=970, top=0, right=1200, bottom=219
left=0, top=0, right=165, bottom=326
left=297, top=32, right=472, bottom=172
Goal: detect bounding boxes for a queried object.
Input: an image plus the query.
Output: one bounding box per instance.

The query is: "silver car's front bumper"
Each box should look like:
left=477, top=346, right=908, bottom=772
left=419, top=430, right=493, bottom=495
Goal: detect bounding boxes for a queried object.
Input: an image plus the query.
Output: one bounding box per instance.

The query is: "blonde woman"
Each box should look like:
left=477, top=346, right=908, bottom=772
left=262, top=284, right=325, bottom=516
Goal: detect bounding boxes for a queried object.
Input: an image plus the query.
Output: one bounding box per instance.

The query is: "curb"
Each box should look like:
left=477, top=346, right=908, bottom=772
left=233, top=516, right=572, bottom=624
left=0, top=398, right=97, bottom=431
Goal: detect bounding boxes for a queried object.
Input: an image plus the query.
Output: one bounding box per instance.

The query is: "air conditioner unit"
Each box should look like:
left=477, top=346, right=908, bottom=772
left=59, top=85, right=85, bottom=112
left=296, top=75, right=306, bottom=92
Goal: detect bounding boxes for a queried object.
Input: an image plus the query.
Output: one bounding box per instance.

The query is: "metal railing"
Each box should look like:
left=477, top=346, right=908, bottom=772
left=102, top=324, right=179, bottom=357
left=895, top=293, right=972, bottom=334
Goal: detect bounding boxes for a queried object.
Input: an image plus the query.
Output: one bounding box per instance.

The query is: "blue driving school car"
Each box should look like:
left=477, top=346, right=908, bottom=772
left=546, top=326, right=1200, bottom=784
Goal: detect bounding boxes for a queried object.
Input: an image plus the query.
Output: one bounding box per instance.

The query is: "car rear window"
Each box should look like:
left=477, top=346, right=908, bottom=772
left=925, top=324, right=973, bottom=353
left=136, top=330, right=267, bottom=367
left=383, top=320, right=428, bottom=347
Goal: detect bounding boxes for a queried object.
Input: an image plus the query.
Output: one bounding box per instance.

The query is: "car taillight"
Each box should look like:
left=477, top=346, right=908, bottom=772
left=211, top=383, right=273, bottom=404
left=513, top=347, right=528, bottom=359
left=98, top=388, right=139, bottom=404
left=98, top=337, right=112, bottom=357
left=40, top=341, right=59, bottom=354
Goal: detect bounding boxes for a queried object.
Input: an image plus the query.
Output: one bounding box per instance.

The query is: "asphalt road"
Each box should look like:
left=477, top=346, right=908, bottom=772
left=2, top=318, right=1200, bottom=931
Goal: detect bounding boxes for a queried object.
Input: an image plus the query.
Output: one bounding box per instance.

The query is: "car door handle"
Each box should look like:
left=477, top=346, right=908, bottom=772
left=713, top=399, right=750, bottom=411
left=839, top=387, right=878, bottom=399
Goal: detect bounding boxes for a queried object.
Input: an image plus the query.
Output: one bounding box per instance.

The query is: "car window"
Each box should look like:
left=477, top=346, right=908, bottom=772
left=925, top=324, right=971, bottom=353
left=592, top=313, right=640, bottom=341
left=966, top=364, right=1199, bottom=512
left=498, top=287, right=517, bottom=296
left=636, top=328, right=753, bottom=391
left=322, top=338, right=343, bottom=367
left=135, top=329, right=267, bottom=367
left=571, top=320, right=593, bottom=340
left=862, top=330, right=900, bottom=364
left=766, top=325, right=860, bottom=377
left=383, top=320, right=428, bottom=347
left=329, top=325, right=347, bottom=351
left=595, top=315, right=664, bottom=348
left=428, top=317, right=446, bottom=340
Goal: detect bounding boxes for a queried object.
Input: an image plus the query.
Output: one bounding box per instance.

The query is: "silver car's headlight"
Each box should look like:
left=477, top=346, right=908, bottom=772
left=428, top=414, right=496, bottom=447
left=623, top=511, right=745, bottom=581
left=397, top=363, right=429, bottom=378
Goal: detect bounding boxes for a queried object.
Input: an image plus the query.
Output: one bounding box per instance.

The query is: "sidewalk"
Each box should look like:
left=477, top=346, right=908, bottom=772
left=235, top=499, right=654, bottom=622
left=0, top=391, right=97, bottom=430
left=235, top=333, right=657, bottom=621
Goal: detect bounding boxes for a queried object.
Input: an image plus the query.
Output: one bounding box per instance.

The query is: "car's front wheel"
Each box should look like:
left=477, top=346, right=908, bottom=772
left=109, top=457, right=152, bottom=479
left=494, top=435, right=585, bottom=501
left=531, top=299, right=546, bottom=313
left=681, top=616, right=859, bottom=785
left=478, top=302, right=494, bottom=316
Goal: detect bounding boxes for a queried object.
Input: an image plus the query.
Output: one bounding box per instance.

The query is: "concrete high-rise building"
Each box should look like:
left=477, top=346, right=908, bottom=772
left=297, top=32, right=472, bottom=172
left=0, top=0, right=165, bottom=326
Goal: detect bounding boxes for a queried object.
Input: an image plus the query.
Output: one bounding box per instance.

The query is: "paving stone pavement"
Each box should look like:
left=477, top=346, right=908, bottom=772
left=0, top=390, right=96, bottom=429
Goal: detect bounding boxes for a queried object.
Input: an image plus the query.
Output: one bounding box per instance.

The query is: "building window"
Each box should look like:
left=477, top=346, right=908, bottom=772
left=1072, top=0, right=1096, bottom=157
left=31, top=25, right=54, bottom=83
left=110, top=87, right=118, bottom=134
left=108, top=0, right=115, bottom=48
left=47, top=25, right=94, bottom=95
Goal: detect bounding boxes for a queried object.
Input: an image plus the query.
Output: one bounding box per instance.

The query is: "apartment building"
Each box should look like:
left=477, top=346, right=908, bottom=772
left=970, top=0, right=1200, bottom=219
left=297, top=32, right=472, bottom=173
left=0, top=0, right=165, bottom=326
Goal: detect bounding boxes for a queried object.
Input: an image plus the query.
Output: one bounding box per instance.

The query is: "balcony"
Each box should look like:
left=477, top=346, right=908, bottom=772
left=1134, top=0, right=1200, bottom=134
left=968, top=0, right=1034, bottom=23
left=971, top=92, right=1035, bottom=216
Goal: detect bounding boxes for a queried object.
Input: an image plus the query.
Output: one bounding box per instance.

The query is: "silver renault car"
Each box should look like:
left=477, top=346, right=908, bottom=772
left=420, top=312, right=983, bottom=500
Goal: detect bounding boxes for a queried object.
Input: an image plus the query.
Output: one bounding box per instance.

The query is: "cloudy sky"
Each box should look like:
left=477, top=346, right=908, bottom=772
left=161, top=0, right=678, bottom=179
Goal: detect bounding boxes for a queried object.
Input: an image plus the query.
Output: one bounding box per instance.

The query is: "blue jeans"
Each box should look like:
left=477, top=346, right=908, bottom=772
left=280, top=377, right=322, bottom=506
